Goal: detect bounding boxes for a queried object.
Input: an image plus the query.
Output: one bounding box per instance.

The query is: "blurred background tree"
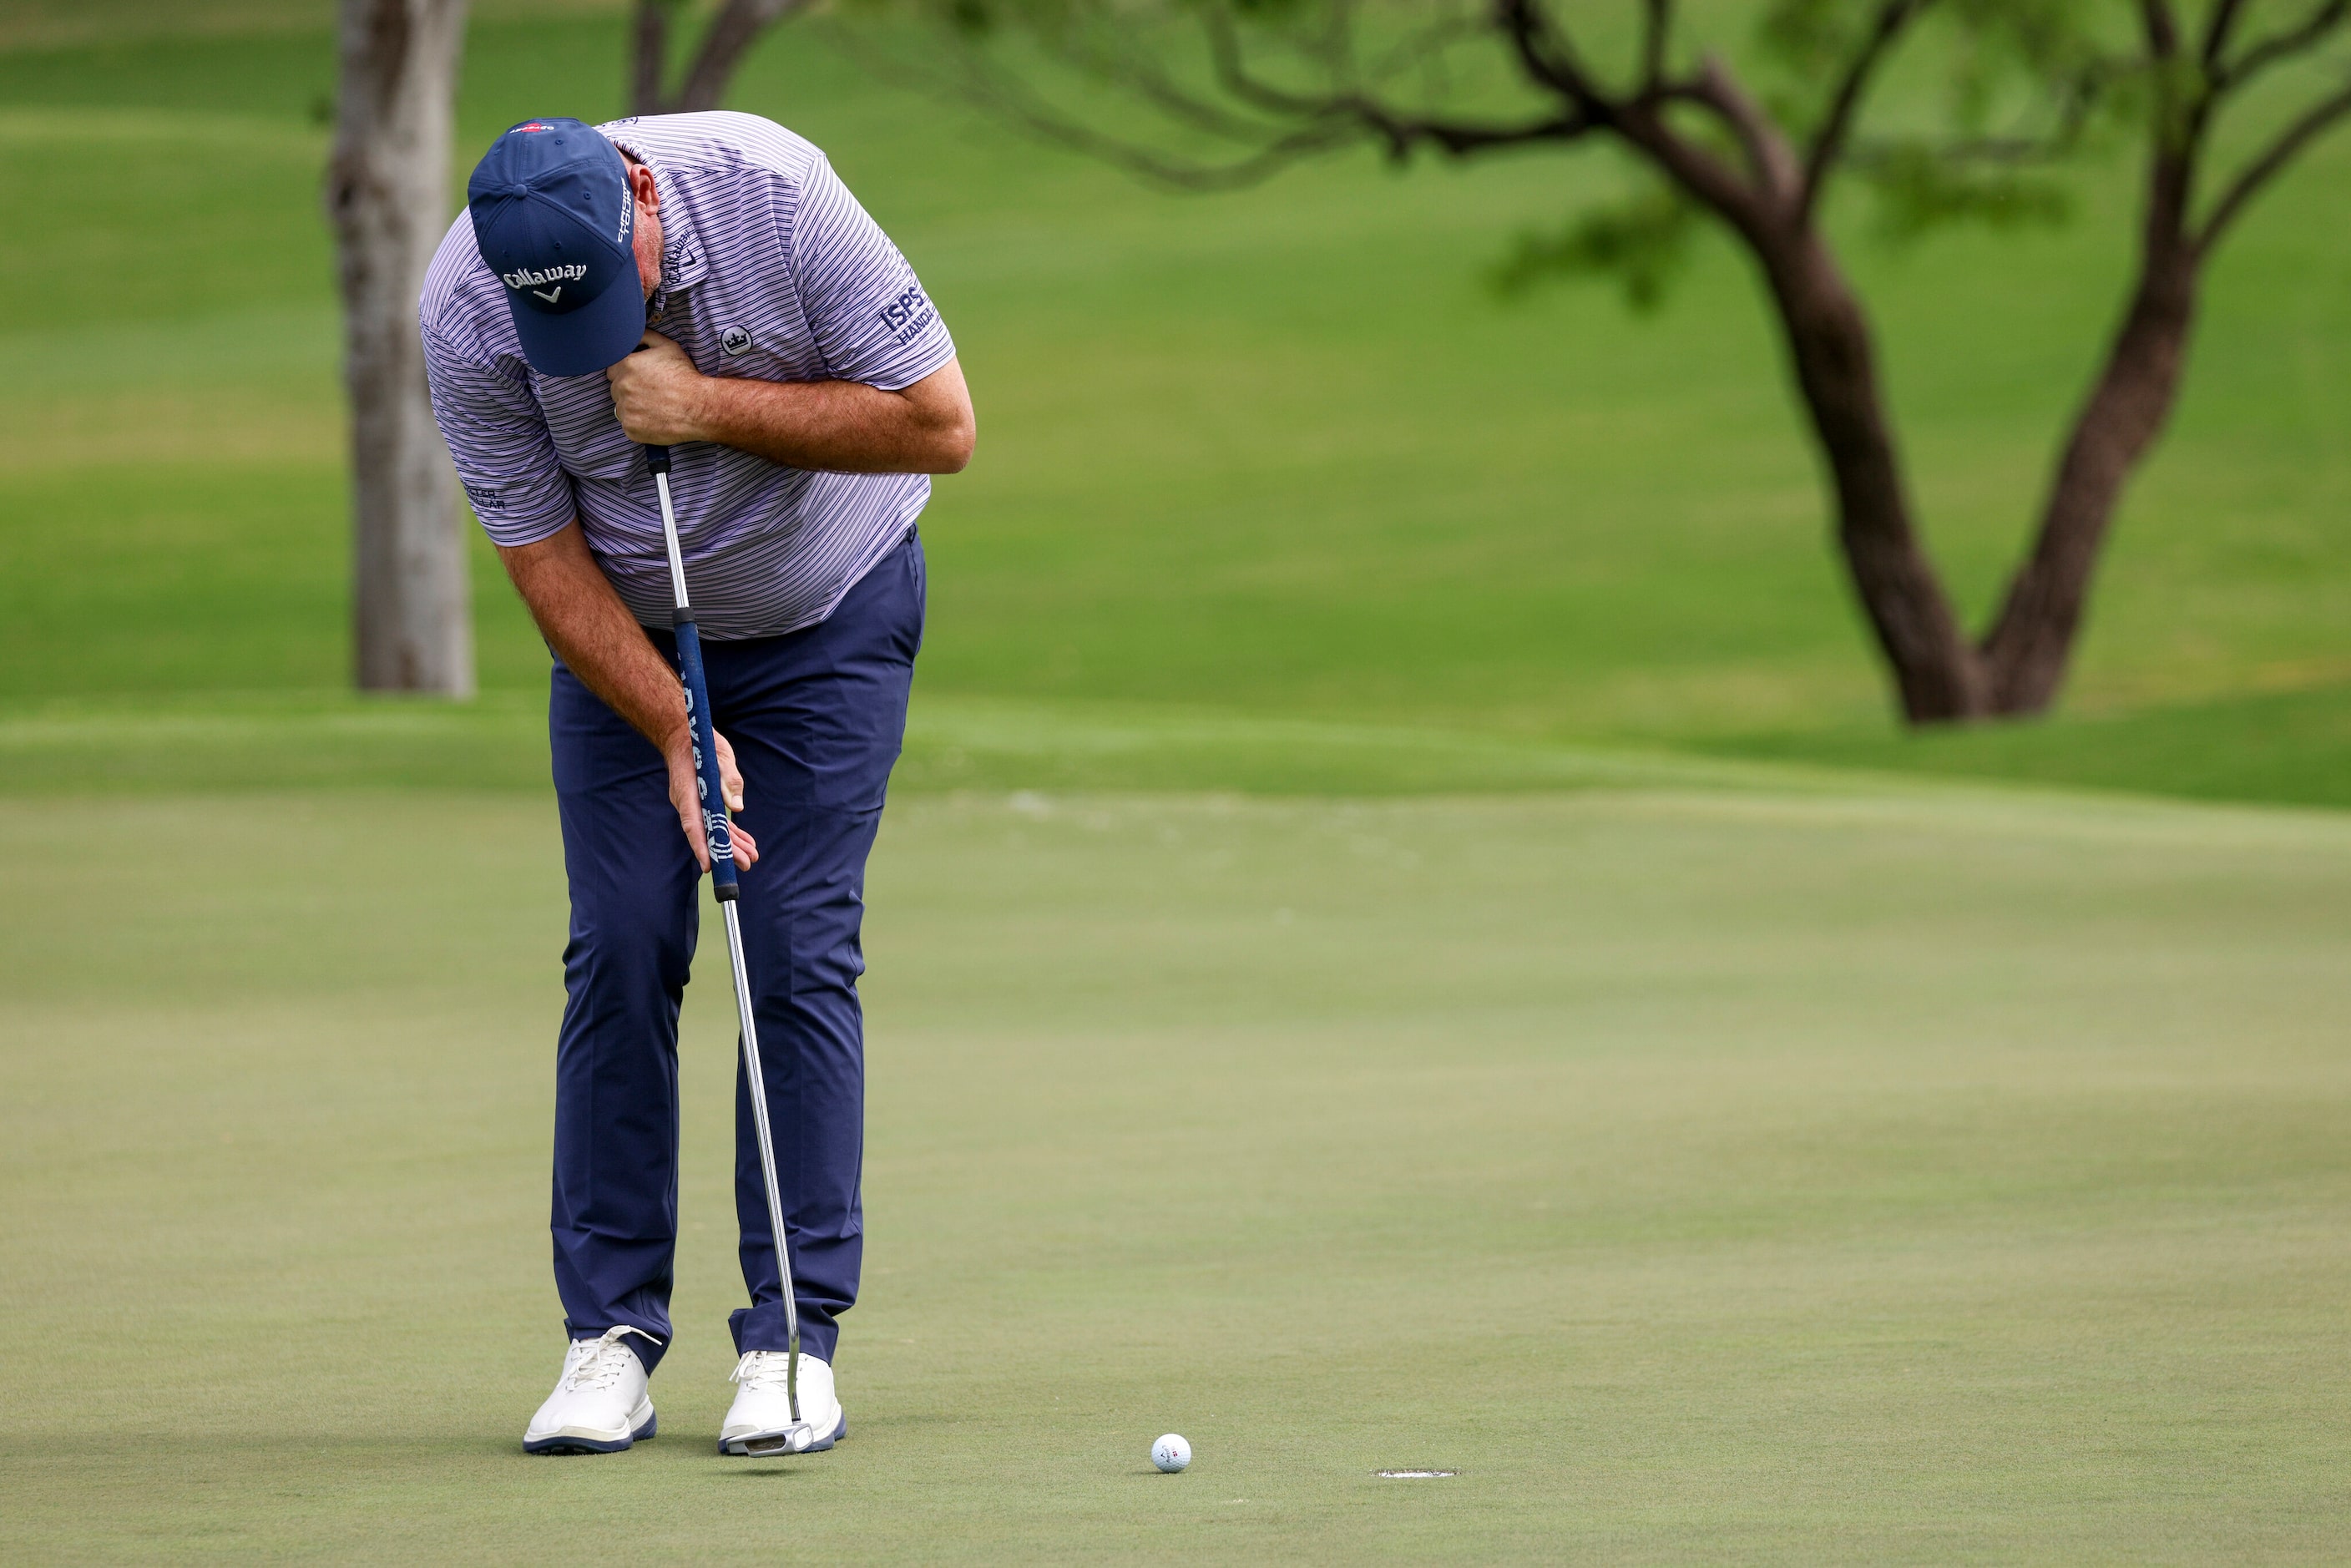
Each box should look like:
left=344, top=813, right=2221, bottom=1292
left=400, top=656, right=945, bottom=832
left=630, top=0, right=813, bottom=111
left=872, top=0, right=2351, bottom=726
left=5, top=0, right=2347, bottom=804
left=328, top=0, right=475, bottom=695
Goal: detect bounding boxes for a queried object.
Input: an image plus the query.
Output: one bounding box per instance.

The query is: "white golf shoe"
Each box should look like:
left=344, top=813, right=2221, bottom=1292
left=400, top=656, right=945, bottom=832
left=523, top=1325, right=661, bottom=1455
left=720, top=1349, right=846, bottom=1455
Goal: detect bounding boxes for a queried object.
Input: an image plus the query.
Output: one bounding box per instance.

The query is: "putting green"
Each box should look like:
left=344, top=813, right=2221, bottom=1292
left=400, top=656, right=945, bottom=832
left=3, top=770, right=2347, bottom=1560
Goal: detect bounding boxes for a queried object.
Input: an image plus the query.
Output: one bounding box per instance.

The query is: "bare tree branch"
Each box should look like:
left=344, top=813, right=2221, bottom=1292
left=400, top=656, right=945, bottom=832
left=954, top=48, right=1354, bottom=186
left=2197, top=73, right=2351, bottom=246
left=1052, top=18, right=1306, bottom=144
left=1363, top=10, right=1494, bottom=93
left=1641, top=0, right=1672, bottom=88
left=1800, top=0, right=1937, bottom=222
left=2141, top=0, right=2182, bottom=58
left=1202, top=6, right=1338, bottom=118
left=1495, top=0, right=1613, bottom=113
left=1660, top=54, right=1802, bottom=207
left=988, top=108, right=1355, bottom=189
left=828, top=17, right=1594, bottom=191
left=2217, top=0, right=2350, bottom=88
left=2202, top=0, right=2251, bottom=65
left=674, top=0, right=813, bottom=110
left=1008, top=6, right=1594, bottom=166
left=2137, top=0, right=2207, bottom=170
left=1349, top=100, right=1600, bottom=160
left=632, top=0, right=670, bottom=115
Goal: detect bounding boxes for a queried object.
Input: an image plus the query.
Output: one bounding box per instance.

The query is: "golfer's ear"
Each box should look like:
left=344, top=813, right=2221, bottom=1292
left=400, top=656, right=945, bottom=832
left=630, top=163, right=659, bottom=213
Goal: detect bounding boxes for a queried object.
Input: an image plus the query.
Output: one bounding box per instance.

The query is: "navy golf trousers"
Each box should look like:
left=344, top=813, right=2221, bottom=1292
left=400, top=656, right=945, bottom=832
left=545, top=530, right=923, bottom=1374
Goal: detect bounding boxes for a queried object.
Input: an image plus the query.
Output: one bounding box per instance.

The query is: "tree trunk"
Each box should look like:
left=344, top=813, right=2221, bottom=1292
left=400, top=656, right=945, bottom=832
left=1979, top=158, right=2201, bottom=715
left=631, top=0, right=671, bottom=116
left=632, top=0, right=806, bottom=117
left=1758, top=232, right=1990, bottom=721
left=673, top=0, right=805, bottom=112
left=327, top=0, right=475, bottom=696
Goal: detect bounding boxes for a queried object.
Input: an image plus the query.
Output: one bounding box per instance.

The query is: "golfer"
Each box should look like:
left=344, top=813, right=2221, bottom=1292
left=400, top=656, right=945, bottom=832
left=419, top=112, right=973, bottom=1455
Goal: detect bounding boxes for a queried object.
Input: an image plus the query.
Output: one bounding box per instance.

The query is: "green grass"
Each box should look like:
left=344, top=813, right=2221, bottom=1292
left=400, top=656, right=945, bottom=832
left=5, top=9, right=2350, bottom=1558
left=2, top=6, right=2349, bottom=804
left=0, top=687, right=1892, bottom=800
left=1716, top=680, right=2351, bottom=809
left=4, top=777, right=2349, bottom=1560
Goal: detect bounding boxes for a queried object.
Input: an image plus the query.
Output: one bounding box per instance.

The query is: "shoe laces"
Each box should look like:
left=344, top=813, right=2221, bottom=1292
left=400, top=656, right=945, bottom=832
left=560, top=1324, right=660, bottom=1393
left=730, top=1349, right=801, bottom=1394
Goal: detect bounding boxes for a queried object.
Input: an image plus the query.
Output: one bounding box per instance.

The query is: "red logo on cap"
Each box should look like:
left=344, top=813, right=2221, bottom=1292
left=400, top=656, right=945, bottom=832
left=516, top=122, right=554, bottom=132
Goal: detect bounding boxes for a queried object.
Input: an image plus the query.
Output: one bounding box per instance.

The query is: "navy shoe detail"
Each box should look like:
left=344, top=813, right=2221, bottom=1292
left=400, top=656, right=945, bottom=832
left=524, top=1409, right=656, bottom=1456
left=525, top=1431, right=635, bottom=1455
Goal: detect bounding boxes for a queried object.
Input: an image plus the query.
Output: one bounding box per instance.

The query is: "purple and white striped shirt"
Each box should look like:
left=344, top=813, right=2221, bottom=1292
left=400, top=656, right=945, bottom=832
left=419, top=111, right=957, bottom=640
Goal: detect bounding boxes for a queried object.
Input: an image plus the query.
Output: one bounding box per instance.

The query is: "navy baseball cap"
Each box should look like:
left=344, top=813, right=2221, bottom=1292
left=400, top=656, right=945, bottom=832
left=466, top=118, right=645, bottom=377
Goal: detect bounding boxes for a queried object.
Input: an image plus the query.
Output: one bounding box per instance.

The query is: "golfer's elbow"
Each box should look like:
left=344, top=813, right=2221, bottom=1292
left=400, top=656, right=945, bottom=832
left=905, top=357, right=974, bottom=474
left=928, top=409, right=976, bottom=474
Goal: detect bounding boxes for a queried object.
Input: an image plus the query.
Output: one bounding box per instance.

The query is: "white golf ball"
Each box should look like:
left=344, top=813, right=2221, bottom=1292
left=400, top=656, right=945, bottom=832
left=1151, top=1433, right=1191, bottom=1473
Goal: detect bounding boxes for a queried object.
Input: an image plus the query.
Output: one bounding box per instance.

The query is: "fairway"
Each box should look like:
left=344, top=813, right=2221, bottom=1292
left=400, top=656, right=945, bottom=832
left=4, top=3, right=2351, bottom=808
left=5, top=767, right=2348, bottom=1561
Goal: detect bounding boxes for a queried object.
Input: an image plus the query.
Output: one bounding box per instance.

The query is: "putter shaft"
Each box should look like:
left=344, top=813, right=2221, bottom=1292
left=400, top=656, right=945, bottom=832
left=648, top=445, right=805, bottom=1438
left=722, top=896, right=802, bottom=1423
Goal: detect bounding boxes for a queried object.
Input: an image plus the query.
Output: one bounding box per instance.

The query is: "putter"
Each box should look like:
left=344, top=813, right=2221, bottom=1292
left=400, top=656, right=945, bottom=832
left=645, top=443, right=817, bottom=1459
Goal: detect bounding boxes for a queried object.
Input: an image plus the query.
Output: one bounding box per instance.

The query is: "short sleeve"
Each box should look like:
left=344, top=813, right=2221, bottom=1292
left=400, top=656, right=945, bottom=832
left=789, top=155, right=956, bottom=392
left=421, top=323, right=579, bottom=547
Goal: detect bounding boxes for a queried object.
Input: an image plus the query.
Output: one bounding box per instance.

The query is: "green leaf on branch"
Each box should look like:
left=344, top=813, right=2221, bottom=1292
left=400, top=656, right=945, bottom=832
left=1490, top=186, right=1696, bottom=315
left=1860, top=143, right=2072, bottom=242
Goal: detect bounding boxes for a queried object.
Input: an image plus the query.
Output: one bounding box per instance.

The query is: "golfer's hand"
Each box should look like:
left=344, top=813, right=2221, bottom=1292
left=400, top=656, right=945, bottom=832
left=666, top=726, right=761, bottom=873
left=608, top=331, right=710, bottom=446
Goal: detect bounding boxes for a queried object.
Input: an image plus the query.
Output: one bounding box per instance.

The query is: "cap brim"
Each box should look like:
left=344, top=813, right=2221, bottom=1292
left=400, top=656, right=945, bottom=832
left=504, top=265, right=647, bottom=377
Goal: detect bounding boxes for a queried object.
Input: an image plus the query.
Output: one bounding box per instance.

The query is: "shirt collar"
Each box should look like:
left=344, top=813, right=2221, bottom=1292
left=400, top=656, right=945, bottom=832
left=607, top=134, right=708, bottom=316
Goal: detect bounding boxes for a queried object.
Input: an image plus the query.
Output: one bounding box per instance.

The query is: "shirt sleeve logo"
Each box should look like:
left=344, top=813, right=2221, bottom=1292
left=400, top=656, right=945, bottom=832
left=720, top=325, right=753, bottom=357
left=877, top=285, right=936, bottom=346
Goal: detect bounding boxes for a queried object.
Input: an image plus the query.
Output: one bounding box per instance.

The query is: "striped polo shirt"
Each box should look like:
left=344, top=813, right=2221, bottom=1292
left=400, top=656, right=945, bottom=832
left=419, top=111, right=957, bottom=640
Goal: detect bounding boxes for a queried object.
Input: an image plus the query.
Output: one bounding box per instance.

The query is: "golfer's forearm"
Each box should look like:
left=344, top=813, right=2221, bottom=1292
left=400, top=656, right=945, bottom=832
left=497, top=523, right=687, bottom=754
left=694, top=357, right=973, bottom=474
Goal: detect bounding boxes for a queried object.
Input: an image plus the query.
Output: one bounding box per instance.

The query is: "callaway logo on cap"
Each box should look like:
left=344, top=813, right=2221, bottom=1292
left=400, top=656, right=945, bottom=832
left=465, top=117, right=644, bottom=377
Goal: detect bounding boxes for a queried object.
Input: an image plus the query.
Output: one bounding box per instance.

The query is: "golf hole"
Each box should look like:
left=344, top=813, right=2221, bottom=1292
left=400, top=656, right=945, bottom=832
left=1374, top=1469, right=1458, bottom=1479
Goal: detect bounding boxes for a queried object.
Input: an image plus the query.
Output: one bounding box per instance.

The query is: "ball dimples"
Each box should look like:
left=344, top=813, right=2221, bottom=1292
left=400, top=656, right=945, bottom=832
left=1152, top=1434, right=1191, bottom=1473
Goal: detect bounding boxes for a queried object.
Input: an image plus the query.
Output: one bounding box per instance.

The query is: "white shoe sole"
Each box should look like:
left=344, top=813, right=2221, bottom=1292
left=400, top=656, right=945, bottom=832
left=524, top=1399, right=657, bottom=1456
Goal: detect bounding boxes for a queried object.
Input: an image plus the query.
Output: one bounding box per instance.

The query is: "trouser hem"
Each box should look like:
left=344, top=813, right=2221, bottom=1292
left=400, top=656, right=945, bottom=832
left=563, top=1320, right=671, bottom=1375
left=729, top=1302, right=840, bottom=1365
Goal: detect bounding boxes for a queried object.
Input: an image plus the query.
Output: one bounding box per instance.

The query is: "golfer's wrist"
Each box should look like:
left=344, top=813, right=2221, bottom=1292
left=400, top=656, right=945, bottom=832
left=683, top=374, right=742, bottom=448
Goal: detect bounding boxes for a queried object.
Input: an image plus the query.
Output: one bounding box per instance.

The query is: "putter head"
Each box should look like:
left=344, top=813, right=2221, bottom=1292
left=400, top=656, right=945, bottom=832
left=727, top=1422, right=819, bottom=1458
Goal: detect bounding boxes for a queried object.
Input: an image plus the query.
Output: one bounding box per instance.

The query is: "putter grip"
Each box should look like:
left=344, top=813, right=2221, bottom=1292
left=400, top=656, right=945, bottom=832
left=643, top=443, right=671, bottom=475
left=672, top=618, right=740, bottom=900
